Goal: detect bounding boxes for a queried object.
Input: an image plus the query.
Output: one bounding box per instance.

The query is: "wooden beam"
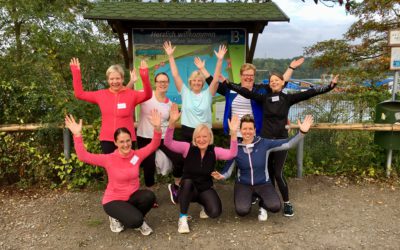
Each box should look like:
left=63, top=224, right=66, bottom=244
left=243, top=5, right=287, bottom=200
left=113, top=21, right=130, bottom=69
left=128, top=28, right=133, bottom=70
left=247, top=31, right=258, bottom=63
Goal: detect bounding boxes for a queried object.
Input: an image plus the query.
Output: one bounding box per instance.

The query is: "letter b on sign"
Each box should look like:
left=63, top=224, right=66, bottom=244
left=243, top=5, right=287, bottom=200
left=231, top=31, right=240, bottom=43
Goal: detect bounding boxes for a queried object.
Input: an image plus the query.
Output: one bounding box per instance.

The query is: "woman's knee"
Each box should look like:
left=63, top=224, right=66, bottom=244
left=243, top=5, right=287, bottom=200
left=235, top=204, right=251, bottom=217
left=123, top=214, right=144, bottom=229
left=265, top=201, right=281, bottom=213
left=206, top=206, right=222, bottom=218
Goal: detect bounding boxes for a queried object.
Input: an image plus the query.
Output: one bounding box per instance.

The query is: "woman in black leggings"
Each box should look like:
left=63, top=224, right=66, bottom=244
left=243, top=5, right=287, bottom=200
left=225, top=73, right=338, bottom=216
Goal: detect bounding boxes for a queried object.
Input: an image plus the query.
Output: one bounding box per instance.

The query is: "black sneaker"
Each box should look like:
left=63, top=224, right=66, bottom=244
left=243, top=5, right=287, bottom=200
left=251, top=195, right=258, bottom=205
left=283, top=202, right=294, bottom=217
left=168, top=183, right=179, bottom=205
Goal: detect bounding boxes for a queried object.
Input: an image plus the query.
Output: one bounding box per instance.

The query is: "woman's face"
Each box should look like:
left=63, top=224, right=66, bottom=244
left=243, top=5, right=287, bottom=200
left=114, top=132, right=132, bottom=156
left=240, top=69, right=255, bottom=90
left=108, top=71, right=124, bottom=92
left=269, top=75, right=285, bottom=93
left=190, top=77, right=204, bottom=93
left=194, top=128, right=211, bottom=150
left=240, top=122, right=255, bottom=142
left=155, top=74, right=169, bottom=94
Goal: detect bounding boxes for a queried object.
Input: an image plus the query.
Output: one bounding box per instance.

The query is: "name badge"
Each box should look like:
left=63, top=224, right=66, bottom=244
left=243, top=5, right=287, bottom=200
left=130, top=155, right=139, bottom=165
left=117, top=103, right=127, bottom=109
left=271, top=96, right=279, bottom=102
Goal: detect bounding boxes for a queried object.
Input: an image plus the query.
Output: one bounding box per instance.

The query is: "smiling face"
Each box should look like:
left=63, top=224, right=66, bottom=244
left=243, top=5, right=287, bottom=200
left=240, top=69, right=255, bottom=90
left=269, top=74, right=285, bottom=93
left=240, top=121, right=255, bottom=143
left=192, top=125, right=214, bottom=151
left=107, top=71, right=124, bottom=92
left=190, top=77, right=204, bottom=93
left=114, top=132, right=132, bottom=156
left=155, top=73, right=169, bottom=94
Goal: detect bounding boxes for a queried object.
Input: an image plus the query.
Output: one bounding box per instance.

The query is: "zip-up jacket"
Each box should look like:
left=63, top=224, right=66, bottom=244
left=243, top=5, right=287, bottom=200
left=221, top=133, right=304, bottom=186
left=226, top=82, right=335, bottom=139
left=71, top=66, right=152, bottom=141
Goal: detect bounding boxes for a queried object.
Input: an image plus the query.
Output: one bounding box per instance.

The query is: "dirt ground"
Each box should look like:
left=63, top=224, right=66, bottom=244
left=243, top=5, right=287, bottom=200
left=1, top=175, right=399, bottom=250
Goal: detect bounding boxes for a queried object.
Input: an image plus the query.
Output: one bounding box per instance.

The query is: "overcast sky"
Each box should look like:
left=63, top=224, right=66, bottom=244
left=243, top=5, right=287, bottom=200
left=254, top=0, right=358, bottom=59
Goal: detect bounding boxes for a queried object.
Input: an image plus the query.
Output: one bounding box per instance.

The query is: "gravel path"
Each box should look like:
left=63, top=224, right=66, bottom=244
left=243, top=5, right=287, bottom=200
left=1, top=176, right=399, bottom=250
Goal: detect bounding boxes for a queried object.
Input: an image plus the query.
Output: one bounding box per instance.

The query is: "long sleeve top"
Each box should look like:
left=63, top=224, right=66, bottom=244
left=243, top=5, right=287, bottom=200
left=164, top=127, right=237, bottom=191
left=70, top=66, right=152, bottom=141
left=221, top=133, right=304, bottom=186
left=73, top=130, right=161, bottom=204
left=226, top=82, right=335, bottom=139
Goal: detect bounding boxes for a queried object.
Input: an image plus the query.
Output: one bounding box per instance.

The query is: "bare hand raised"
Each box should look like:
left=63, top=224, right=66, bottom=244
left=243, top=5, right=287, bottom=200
left=163, top=41, right=176, bottom=57
left=289, top=57, right=304, bottom=70
left=169, top=103, right=181, bottom=126
left=297, top=115, right=314, bottom=134
left=65, top=114, right=82, bottom=136
left=150, top=109, right=161, bottom=131
left=70, top=57, right=80, bottom=70
left=214, top=44, right=227, bottom=60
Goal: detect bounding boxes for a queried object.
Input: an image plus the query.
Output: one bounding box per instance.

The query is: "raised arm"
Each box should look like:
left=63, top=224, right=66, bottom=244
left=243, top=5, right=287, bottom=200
left=65, top=114, right=106, bottom=167
left=196, top=60, right=229, bottom=96
left=126, top=67, right=137, bottom=89
left=288, top=75, right=339, bottom=105
left=283, top=57, right=304, bottom=81
left=208, top=45, right=227, bottom=96
left=214, top=115, right=239, bottom=160
left=132, top=60, right=153, bottom=104
left=225, top=81, right=264, bottom=102
left=164, top=104, right=190, bottom=157
left=163, top=41, right=184, bottom=93
left=69, top=57, right=98, bottom=103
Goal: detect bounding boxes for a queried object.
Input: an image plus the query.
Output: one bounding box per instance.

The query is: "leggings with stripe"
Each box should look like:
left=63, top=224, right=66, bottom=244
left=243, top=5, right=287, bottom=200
left=267, top=150, right=289, bottom=202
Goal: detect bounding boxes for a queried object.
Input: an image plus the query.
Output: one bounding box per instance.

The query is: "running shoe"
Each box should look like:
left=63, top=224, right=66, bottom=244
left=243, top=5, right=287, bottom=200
left=199, top=205, right=209, bottom=219
left=109, top=216, right=124, bottom=233
left=283, top=202, right=294, bottom=217
left=167, top=183, right=179, bottom=204
left=135, top=221, right=153, bottom=236
left=258, top=207, right=268, bottom=221
left=178, top=216, right=190, bottom=234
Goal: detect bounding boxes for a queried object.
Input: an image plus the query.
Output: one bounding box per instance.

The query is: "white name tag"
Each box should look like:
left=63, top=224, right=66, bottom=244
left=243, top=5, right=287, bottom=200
left=117, top=103, right=127, bottom=109
left=130, top=155, right=139, bottom=165
left=271, top=96, right=280, bottom=102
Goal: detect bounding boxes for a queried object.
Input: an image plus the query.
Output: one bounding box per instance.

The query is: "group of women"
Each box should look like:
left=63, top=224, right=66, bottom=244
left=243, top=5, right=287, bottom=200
left=67, top=41, right=338, bottom=235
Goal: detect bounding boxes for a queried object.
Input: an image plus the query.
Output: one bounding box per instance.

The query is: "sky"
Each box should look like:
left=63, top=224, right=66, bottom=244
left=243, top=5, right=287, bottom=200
left=254, top=0, right=358, bottom=59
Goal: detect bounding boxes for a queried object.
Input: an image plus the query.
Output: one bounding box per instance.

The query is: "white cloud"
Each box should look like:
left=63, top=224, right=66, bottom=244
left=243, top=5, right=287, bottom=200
left=254, top=0, right=357, bottom=58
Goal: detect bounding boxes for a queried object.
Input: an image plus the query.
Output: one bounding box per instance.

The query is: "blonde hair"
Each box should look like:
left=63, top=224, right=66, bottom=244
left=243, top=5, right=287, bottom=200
left=106, top=64, right=124, bottom=80
left=240, top=63, right=256, bottom=75
left=192, top=124, right=214, bottom=146
left=188, top=70, right=205, bottom=89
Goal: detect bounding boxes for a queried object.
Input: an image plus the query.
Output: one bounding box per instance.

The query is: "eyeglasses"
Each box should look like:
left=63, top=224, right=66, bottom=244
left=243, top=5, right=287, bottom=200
left=241, top=74, right=254, bottom=78
left=155, top=81, right=169, bottom=84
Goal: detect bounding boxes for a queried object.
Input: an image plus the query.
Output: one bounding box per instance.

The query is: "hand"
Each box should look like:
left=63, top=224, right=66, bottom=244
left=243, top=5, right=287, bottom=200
left=289, top=57, right=304, bottom=69
left=65, top=114, right=82, bottom=136
left=228, top=115, right=240, bottom=133
left=169, top=103, right=181, bottom=125
left=214, top=44, right=227, bottom=60
left=297, top=115, right=314, bottom=134
left=163, top=41, right=175, bottom=57
left=211, top=171, right=224, bottom=180
left=150, top=109, right=161, bottom=131
left=70, top=57, right=80, bottom=70
left=139, top=60, right=148, bottom=70
left=129, top=67, right=138, bottom=83
left=194, top=57, right=205, bottom=70
left=330, top=74, right=339, bottom=87
left=218, top=75, right=226, bottom=83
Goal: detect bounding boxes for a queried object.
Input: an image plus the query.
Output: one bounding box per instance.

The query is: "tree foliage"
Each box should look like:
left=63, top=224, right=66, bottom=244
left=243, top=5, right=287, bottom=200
left=305, top=1, right=400, bottom=86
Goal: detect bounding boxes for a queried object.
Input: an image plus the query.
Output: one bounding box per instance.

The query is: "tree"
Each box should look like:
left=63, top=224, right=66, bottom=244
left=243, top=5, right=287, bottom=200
left=305, top=0, right=400, bottom=87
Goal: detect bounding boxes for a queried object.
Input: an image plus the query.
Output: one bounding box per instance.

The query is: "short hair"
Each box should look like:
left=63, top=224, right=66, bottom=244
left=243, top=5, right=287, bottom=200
left=106, top=64, right=124, bottom=80
left=240, top=63, right=256, bottom=75
left=240, top=114, right=256, bottom=129
left=192, top=124, right=214, bottom=146
left=114, top=127, right=131, bottom=141
left=188, top=70, right=205, bottom=89
left=269, top=72, right=288, bottom=88
left=155, top=72, right=169, bottom=82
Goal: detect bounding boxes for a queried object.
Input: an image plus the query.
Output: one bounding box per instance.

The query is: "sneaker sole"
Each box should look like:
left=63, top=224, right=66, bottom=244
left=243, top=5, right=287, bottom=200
left=283, top=213, right=294, bottom=217
left=167, top=184, right=177, bottom=205
left=178, top=229, right=190, bottom=234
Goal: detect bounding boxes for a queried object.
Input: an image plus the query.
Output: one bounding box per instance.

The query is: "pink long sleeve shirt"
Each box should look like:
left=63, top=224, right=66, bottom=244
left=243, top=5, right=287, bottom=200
left=73, top=131, right=161, bottom=204
left=71, top=66, right=152, bottom=141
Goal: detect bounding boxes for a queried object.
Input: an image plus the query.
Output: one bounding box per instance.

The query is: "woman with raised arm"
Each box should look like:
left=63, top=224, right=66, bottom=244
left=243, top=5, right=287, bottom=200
left=164, top=104, right=238, bottom=234
left=163, top=41, right=226, bottom=141
left=64, top=110, right=162, bottom=235
left=212, top=114, right=313, bottom=221
left=70, top=58, right=152, bottom=154
left=225, top=73, right=339, bottom=217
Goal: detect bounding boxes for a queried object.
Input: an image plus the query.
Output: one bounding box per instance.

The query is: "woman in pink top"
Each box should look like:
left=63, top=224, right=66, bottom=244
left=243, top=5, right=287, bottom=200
left=64, top=110, right=161, bottom=236
left=70, top=58, right=152, bottom=153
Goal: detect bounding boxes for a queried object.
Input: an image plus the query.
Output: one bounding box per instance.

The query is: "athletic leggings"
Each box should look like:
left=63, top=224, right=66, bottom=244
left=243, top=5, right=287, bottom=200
left=178, top=179, right=222, bottom=218
left=234, top=182, right=281, bottom=216
left=100, top=140, right=136, bottom=154
left=267, top=150, right=289, bottom=202
left=137, top=136, right=184, bottom=187
left=103, top=189, right=155, bottom=229
left=181, top=125, right=195, bottom=143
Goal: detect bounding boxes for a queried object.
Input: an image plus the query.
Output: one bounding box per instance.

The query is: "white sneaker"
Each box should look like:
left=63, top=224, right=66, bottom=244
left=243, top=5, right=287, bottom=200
left=178, top=216, right=190, bottom=234
left=135, top=221, right=153, bottom=236
left=258, top=207, right=268, bottom=221
left=199, top=205, right=209, bottom=219
left=109, top=216, right=124, bottom=233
